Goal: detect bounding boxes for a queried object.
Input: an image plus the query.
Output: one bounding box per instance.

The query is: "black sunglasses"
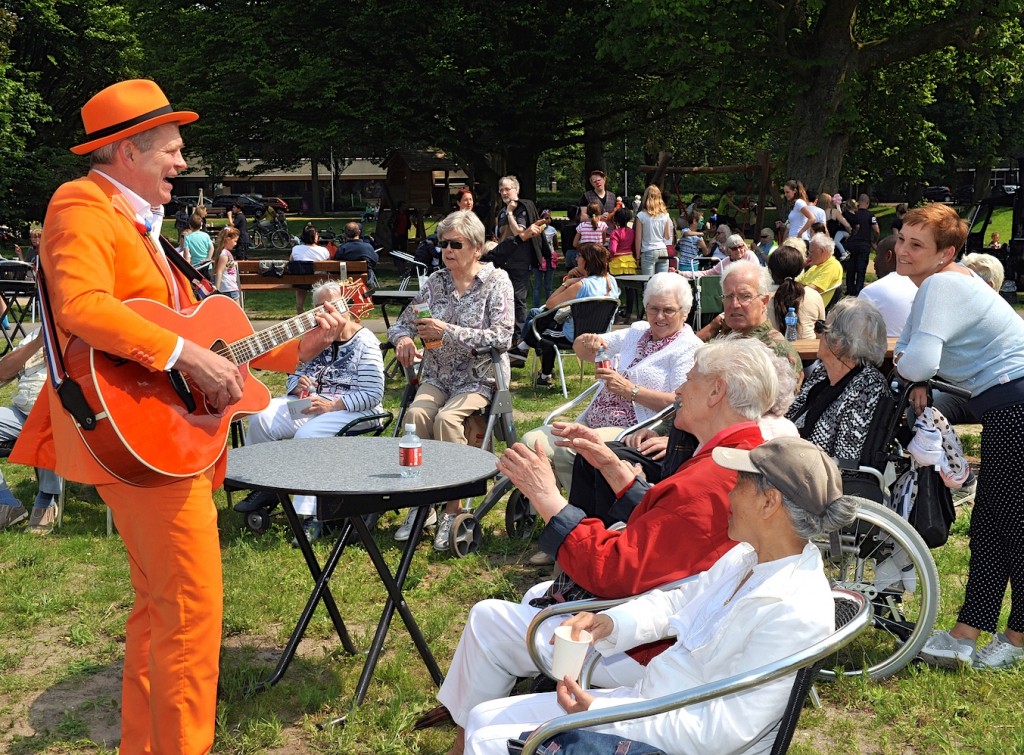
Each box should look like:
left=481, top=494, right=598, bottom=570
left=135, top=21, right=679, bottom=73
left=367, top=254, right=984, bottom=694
left=439, top=239, right=464, bottom=249
left=813, top=319, right=828, bottom=335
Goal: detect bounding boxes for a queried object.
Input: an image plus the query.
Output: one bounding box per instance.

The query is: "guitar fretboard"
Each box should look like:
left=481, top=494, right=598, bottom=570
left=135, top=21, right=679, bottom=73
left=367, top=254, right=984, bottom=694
left=222, top=299, right=350, bottom=365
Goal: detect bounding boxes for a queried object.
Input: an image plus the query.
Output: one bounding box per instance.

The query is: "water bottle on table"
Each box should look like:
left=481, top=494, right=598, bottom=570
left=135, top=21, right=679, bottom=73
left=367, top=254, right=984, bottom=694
left=399, top=423, right=422, bottom=478
left=785, top=307, right=798, bottom=342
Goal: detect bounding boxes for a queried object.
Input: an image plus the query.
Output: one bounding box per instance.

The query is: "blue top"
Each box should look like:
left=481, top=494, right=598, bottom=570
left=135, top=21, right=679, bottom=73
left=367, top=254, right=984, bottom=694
left=895, top=269, right=1024, bottom=396
left=183, top=230, right=213, bottom=267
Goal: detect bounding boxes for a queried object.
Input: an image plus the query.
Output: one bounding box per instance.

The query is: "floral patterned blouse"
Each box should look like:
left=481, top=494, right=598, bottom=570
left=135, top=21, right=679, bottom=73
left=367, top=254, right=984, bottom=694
left=388, top=263, right=515, bottom=400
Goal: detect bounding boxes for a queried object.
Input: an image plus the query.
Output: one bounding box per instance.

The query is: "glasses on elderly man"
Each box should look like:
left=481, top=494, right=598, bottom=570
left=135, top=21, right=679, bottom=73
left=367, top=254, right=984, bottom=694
left=723, top=292, right=759, bottom=305
left=439, top=239, right=465, bottom=249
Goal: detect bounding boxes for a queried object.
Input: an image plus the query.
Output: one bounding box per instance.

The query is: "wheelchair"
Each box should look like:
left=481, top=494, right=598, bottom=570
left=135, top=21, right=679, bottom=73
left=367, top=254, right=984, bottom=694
left=390, top=348, right=522, bottom=557
left=810, top=376, right=972, bottom=680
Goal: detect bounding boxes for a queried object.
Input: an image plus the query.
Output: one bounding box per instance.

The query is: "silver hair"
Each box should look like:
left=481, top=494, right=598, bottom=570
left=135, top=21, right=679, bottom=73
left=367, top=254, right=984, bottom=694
left=89, top=127, right=161, bottom=167
left=825, top=297, right=887, bottom=367
left=779, top=237, right=807, bottom=257
left=437, top=209, right=486, bottom=250
left=691, top=338, right=778, bottom=420
left=311, top=279, right=343, bottom=306
left=498, top=175, right=520, bottom=192
left=962, top=253, right=1005, bottom=292
left=726, top=233, right=746, bottom=251
left=810, top=232, right=835, bottom=257
left=767, top=351, right=798, bottom=416
left=716, top=224, right=732, bottom=237
left=642, top=272, right=693, bottom=316
left=740, top=472, right=860, bottom=539
left=721, top=259, right=771, bottom=295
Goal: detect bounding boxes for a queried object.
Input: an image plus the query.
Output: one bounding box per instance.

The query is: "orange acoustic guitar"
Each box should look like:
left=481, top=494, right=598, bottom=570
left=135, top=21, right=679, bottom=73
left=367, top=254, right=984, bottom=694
left=61, top=279, right=374, bottom=486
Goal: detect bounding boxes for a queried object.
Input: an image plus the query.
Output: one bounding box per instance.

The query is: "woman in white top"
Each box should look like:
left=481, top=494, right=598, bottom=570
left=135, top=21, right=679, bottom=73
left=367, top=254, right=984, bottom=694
left=777, top=179, right=816, bottom=241
left=633, top=184, right=674, bottom=276
left=289, top=224, right=330, bottom=313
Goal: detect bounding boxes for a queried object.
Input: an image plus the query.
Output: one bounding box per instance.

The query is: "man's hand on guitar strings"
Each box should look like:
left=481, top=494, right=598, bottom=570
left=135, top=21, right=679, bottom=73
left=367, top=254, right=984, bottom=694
left=176, top=340, right=245, bottom=412
left=298, top=302, right=348, bottom=361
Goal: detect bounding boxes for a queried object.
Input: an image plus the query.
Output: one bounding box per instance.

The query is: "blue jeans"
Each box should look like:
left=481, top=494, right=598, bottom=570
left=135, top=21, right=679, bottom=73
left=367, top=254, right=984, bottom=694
left=531, top=268, right=554, bottom=308
left=640, top=249, right=669, bottom=276
left=0, top=405, right=62, bottom=505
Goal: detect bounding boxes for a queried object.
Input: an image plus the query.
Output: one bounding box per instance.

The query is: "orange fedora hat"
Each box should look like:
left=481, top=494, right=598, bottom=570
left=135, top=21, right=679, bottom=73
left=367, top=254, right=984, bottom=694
left=70, top=79, right=198, bottom=155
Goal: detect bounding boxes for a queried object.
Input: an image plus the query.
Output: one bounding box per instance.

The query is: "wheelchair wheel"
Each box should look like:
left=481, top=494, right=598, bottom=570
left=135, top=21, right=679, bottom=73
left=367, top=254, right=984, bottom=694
left=504, top=489, right=537, bottom=540
left=449, top=512, right=482, bottom=557
left=245, top=507, right=273, bottom=535
left=814, top=499, right=939, bottom=681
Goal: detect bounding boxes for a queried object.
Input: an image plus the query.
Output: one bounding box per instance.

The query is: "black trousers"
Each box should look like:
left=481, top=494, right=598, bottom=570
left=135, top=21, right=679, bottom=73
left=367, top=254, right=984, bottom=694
left=506, top=268, right=531, bottom=336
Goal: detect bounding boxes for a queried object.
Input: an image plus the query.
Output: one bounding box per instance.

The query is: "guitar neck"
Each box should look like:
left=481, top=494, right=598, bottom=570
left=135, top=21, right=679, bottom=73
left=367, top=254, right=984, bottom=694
left=225, top=299, right=349, bottom=365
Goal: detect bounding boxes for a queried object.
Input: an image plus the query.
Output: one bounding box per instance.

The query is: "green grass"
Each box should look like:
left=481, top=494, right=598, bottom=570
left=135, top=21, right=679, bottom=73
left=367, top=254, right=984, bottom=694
left=2, top=338, right=1022, bottom=753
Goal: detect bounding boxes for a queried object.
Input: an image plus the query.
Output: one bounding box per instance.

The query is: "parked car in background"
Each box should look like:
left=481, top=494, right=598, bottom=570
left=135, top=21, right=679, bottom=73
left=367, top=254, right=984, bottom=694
left=922, top=185, right=952, bottom=202
left=260, top=196, right=290, bottom=212
left=952, top=185, right=975, bottom=205
left=164, top=195, right=214, bottom=215
left=212, top=194, right=266, bottom=218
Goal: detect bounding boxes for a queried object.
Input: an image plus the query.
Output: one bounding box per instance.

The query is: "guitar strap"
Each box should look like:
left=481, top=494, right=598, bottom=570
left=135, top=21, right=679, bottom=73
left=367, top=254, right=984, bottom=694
left=35, top=260, right=99, bottom=430
left=157, top=235, right=217, bottom=300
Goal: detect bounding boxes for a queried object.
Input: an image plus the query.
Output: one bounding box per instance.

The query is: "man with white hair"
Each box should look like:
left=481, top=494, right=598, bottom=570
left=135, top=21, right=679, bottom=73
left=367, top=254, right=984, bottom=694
left=431, top=339, right=778, bottom=754
left=696, top=261, right=802, bottom=379
left=799, top=232, right=844, bottom=306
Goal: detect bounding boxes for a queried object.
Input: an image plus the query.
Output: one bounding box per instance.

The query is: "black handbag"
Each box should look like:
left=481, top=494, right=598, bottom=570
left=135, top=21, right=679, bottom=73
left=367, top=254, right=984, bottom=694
left=909, top=465, right=956, bottom=548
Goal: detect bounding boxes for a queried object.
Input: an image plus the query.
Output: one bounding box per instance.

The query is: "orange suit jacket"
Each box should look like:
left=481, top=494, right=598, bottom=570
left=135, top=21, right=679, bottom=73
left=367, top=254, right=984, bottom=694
left=11, top=171, right=298, bottom=486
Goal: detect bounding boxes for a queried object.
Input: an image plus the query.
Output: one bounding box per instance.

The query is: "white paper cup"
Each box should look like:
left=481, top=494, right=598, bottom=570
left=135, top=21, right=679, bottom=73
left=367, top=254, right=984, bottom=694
left=551, top=626, right=593, bottom=682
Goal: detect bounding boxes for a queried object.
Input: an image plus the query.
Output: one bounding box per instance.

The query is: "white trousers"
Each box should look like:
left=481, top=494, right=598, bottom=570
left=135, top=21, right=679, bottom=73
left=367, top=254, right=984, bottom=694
left=464, top=687, right=628, bottom=754
left=520, top=425, right=622, bottom=494
left=437, top=581, right=644, bottom=728
left=245, top=397, right=376, bottom=516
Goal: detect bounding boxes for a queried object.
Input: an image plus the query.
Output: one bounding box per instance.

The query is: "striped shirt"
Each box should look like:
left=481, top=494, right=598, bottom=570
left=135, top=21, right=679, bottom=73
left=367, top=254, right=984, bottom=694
left=285, top=327, right=385, bottom=413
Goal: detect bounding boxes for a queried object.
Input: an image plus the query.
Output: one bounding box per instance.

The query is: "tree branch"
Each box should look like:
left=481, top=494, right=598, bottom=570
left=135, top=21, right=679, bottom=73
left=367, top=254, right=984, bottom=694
left=854, top=14, right=987, bottom=73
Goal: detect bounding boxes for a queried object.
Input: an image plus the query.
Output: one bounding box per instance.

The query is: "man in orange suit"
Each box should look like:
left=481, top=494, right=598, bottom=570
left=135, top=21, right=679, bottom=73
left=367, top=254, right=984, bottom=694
left=11, top=80, right=346, bottom=754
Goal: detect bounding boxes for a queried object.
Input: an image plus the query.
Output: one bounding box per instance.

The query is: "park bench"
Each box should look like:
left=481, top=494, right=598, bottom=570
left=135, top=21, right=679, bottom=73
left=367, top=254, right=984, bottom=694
left=237, top=259, right=368, bottom=294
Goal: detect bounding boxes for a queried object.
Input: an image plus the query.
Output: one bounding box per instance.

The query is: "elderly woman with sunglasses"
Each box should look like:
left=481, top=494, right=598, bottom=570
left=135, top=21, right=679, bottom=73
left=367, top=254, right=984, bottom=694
left=388, top=210, right=518, bottom=550
left=784, top=297, right=891, bottom=465
left=678, top=233, right=760, bottom=279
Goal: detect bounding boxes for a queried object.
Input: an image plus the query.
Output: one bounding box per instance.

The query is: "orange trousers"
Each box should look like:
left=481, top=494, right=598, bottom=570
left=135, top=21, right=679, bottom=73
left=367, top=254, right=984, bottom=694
left=100, top=470, right=221, bottom=755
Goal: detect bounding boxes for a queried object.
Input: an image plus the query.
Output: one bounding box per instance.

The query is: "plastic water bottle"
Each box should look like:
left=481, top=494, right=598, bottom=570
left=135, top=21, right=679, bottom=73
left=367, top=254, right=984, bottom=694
left=595, top=346, right=611, bottom=371
left=399, top=423, right=422, bottom=478
left=784, top=307, right=799, bottom=342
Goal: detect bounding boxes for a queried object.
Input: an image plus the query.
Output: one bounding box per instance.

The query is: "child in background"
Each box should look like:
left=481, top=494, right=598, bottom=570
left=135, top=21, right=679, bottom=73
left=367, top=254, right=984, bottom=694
left=607, top=207, right=637, bottom=275
left=574, top=201, right=608, bottom=249
left=213, top=226, right=241, bottom=300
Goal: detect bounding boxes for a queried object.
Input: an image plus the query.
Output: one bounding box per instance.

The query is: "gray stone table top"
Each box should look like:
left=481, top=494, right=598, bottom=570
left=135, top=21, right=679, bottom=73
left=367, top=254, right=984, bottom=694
left=226, top=436, right=499, bottom=519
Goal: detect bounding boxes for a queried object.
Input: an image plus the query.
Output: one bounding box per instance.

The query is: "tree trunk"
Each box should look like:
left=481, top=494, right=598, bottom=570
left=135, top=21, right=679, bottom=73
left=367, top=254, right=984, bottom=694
left=310, top=158, right=322, bottom=215
left=583, top=131, right=605, bottom=188
left=785, top=63, right=854, bottom=193
left=507, top=145, right=539, bottom=201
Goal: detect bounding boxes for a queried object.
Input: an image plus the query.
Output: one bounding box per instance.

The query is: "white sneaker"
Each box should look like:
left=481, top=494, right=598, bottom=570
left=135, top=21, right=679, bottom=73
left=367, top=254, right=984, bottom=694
left=433, top=512, right=456, bottom=551
left=973, top=633, right=1024, bottom=670
left=394, top=507, right=437, bottom=542
left=918, top=629, right=976, bottom=669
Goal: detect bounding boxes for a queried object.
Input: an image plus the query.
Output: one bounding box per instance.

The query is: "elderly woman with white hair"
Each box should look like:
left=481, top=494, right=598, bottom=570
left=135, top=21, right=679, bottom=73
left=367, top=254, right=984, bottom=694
left=785, top=297, right=892, bottom=465
left=388, top=210, right=515, bottom=549
left=962, top=252, right=1005, bottom=292
left=520, top=272, right=702, bottom=494
left=457, top=436, right=859, bottom=755
left=678, top=233, right=761, bottom=279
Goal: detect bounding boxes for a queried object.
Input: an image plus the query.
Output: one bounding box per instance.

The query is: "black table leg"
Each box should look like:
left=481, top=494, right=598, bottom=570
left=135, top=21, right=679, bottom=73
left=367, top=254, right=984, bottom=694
left=348, top=506, right=443, bottom=707
left=244, top=495, right=358, bottom=696
left=0, top=293, right=17, bottom=355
